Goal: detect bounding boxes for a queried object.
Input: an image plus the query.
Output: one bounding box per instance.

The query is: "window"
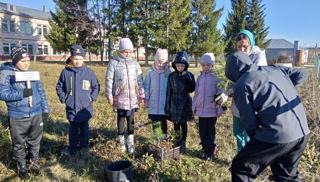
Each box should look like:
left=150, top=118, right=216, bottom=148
left=37, top=45, right=48, bottom=55
left=37, top=24, right=48, bottom=35
left=53, top=48, right=61, bottom=55
left=2, top=19, right=15, bottom=32
left=22, top=44, right=33, bottom=55
left=9, top=5, right=14, bottom=11
left=21, top=22, right=33, bottom=35
left=3, top=43, right=16, bottom=55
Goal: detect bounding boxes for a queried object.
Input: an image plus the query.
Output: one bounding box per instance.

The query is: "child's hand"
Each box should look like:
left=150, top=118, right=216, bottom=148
left=182, top=71, right=186, bottom=76
left=193, top=110, right=196, bottom=115
left=139, top=98, right=144, bottom=103
left=108, top=98, right=113, bottom=105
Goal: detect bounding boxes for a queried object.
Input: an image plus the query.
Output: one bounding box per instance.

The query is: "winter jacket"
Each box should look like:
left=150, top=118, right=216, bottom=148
left=225, top=51, right=310, bottom=144
left=230, top=45, right=267, bottom=117
left=192, top=71, right=224, bottom=117
left=56, top=65, right=100, bottom=122
left=145, top=67, right=171, bottom=115
left=0, top=62, right=50, bottom=118
left=165, top=51, right=195, bottom=123
left=105, top=56, right=145, bottom=110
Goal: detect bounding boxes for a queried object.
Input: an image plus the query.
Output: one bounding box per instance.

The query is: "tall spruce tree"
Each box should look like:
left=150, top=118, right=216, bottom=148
left=246, top=0, right=270, bottom=49
left=189, top=0, right=226, bottom=67
left=147, top=0, right=191, bottom=58
left=223, top=0, right=247, bottom=56
left=45, top=0, right=77, bottom=58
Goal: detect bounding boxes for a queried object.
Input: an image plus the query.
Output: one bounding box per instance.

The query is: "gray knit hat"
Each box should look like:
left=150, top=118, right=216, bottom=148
left=200, top=53, right=215, bottom=66
left=119, top=38, right=133, bottom=53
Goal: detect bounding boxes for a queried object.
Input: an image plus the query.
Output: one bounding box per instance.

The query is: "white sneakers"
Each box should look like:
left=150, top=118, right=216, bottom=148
left=118, top=134, right=135, bottom=154
left=127, top=135, right=135, bottom=154
left=118, top=135, right=127, bottom=152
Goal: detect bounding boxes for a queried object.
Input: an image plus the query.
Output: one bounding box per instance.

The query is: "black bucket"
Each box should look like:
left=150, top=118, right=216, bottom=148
left=106, top=160, right=133, bottom=182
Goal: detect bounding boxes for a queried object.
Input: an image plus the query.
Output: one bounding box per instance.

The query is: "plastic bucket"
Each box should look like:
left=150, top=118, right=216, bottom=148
left=106, top=160, right=133, bottom=182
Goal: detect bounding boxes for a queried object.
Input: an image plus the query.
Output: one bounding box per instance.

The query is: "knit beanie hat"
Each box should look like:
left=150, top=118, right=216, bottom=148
left=11, top=47, right=29, bottom=65
left=119, top=38, right=133, bottom=53
left=70, top=45, right=85, bottom=57
left=155, top=48, right=168, bottom=61
left=237, top=30, right=255, bottom=52
left=200, top=53, right=215, bottom=66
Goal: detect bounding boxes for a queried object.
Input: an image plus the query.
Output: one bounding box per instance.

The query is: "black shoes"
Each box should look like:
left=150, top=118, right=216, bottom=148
left=17, top=162, right=29, bottom=180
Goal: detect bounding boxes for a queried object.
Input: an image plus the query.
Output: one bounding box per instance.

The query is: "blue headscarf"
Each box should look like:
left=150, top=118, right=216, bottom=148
left=237, top=30, right=255, bottom=52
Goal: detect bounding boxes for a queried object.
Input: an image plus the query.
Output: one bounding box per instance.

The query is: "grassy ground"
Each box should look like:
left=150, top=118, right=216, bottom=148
left=0, top=62, right=319, bottom=181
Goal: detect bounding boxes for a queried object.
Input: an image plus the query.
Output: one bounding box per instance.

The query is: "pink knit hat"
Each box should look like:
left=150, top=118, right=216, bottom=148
left=155, top=48, right=168, bottom=61
left=200, top=53, right=215, bottom=66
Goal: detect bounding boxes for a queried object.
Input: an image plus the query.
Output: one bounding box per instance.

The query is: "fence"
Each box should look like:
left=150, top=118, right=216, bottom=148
left=316, top=54, right=320, bottom=87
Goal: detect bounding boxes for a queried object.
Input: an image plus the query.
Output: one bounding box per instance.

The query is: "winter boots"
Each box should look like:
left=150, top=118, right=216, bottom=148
left=29, top=161, right=41, bottom=176
left=17, top=162, right=29, bottom=180
left=127, top=134, right=135, bottom=154
left=118, top=135, right=127, bottom=152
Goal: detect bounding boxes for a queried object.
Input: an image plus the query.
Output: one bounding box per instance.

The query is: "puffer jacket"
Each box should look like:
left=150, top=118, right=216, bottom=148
left=0, top=62, right=50, bottom=118
left=56, top=65, right=100, bottom=122
left=225, top=51, right=309, bottom=143
left=145, top=66, right=171, bottom=115
left=165, top=51, right=195, bottom=123
left=192, top=70, right=224, bottom=117
left=105, top=56, right=145, bottom=110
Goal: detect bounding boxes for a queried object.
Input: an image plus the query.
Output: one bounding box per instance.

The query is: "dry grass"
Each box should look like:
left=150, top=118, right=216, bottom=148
left=0, top=62, right=319, bottom=181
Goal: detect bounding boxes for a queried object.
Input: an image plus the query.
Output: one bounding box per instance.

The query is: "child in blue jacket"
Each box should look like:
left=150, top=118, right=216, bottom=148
left=56, top=45, right=100, bottom=155
left=0, top=47, right=50, bottom=179
left=145, top=48, right=171, bottom=141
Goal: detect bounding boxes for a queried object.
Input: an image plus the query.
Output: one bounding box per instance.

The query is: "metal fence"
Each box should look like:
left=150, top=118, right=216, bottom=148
left=316, top=54, right=320, bottom=87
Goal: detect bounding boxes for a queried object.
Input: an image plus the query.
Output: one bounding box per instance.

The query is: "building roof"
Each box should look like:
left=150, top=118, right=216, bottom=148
left=0, top=2, right=51, bottom=20
left=266, top=39, right=294, bottom=49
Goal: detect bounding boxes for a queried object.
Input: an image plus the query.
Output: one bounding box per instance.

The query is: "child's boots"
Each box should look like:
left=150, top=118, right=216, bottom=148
left=118, top=135, right=127, bottom=152
left=17, top=161, right=29, bottom=180
left=127, top=134, right=135, bottom=154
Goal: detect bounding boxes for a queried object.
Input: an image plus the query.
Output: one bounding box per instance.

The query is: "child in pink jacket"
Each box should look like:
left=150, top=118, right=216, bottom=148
left=192, top=53, right=224, bottom=160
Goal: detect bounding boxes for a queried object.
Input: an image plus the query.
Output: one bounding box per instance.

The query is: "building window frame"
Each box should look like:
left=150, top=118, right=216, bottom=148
left=20, top=22, right=33, bottom=35
left=2, top=43, right=16, bottom=55
left=1, top=19, right=15, bottom=33
left=37, top=24, right=48, bottom=36
left=22, top=44, right=33, bottom=55
left=37, top=44, right=48, bottom=55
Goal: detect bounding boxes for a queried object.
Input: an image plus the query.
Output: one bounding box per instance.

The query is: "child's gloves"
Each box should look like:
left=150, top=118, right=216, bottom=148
left=214, top=92, right=228, bottom=105
left=42, top=113, right=49, bottom=122
left=23, top=88, right=33, bottom=97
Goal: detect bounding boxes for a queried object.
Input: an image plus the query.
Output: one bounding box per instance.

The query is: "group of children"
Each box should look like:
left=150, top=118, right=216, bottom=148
left=0, top=29, right=310, bottom=181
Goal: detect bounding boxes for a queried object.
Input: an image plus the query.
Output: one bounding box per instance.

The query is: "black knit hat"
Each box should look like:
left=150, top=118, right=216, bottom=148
left=11, top=47, right=29, bottom=65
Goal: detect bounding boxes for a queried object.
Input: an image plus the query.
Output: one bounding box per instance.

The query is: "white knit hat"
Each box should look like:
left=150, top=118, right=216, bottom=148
left=200, top=53, right=215, bottom=66
left=119, top=38, right=133, bottom=53
left=155, top=48, right=168, bottom=61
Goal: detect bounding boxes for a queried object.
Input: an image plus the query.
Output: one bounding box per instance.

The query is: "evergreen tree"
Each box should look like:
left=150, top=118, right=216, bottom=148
left=223, top=0, right=247, bottom=56
left=246, top=0, right=270, bottom=49
left=45, top=0, right=78, bottom=57
left=147, top=0, right=191, bottom=57
left=189, top=0, right=226, bottom=67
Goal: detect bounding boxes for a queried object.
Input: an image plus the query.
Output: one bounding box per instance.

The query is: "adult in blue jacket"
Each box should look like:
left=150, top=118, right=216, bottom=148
left=225, top=51, right=309, bottom=182
left=56, top=45, right=100, bottom=155
left=0, top=47, right=50, bottom=179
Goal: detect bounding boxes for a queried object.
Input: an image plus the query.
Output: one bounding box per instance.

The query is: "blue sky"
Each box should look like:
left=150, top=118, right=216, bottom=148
left=2, top=0, right=319, bottom=48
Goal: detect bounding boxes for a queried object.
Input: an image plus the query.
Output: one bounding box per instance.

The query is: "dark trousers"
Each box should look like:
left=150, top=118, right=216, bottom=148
left=152, top=119, right=167, bottom=134
left=199, top=117, right=217, bottom=157
left=174, top=122, right=188, bottom=141
left=69, top=120, right=89, bottom=153
left=232, top=135, right=309, bottom=182
left=117, top=114, right=134, bottom=135
left=9, top=113, right=43, bottom=164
